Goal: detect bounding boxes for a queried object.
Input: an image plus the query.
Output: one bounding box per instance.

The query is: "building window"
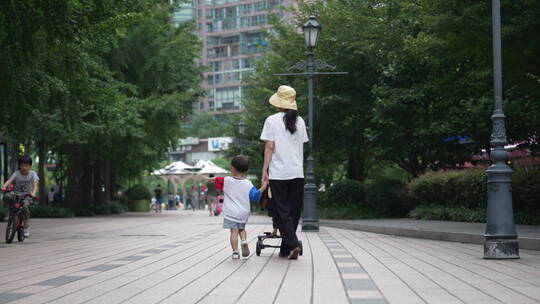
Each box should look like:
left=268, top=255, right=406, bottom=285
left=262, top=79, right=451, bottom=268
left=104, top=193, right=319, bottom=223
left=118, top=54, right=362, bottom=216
left=207, top=46, right=227, bottom=58
left=214, top=86, right=241, bottom=110
left=211, top=62, right=221, bottom=72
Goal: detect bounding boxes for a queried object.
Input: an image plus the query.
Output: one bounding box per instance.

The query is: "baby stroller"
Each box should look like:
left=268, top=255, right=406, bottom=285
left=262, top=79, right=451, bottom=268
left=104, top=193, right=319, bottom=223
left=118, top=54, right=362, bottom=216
left=255, top=187, right=303, bottom=256
left=256, top=232, right=303, bottom=257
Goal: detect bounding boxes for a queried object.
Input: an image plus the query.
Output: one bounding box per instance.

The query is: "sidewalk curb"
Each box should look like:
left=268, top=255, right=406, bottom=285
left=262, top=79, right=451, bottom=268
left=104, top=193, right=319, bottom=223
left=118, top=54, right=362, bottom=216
left=320, top=221, right=540, bottom=251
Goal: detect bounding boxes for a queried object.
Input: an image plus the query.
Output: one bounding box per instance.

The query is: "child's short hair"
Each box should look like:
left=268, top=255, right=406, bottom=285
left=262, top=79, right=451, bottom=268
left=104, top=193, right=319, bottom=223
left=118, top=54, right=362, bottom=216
left=231, top=155, right=250, bottom=173
left=18, top=155, right=32, bottom=166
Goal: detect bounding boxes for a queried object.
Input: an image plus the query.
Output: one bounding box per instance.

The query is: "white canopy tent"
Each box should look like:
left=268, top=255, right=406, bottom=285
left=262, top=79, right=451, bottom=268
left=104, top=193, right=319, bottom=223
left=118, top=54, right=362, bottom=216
left=195, top=160, right=229, bottom=175
left=152, top=160, right=229, bottom=205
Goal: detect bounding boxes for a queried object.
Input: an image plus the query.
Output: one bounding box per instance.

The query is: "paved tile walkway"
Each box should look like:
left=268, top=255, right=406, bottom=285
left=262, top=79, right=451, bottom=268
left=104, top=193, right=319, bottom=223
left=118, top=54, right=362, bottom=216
left=321, top=219, right=540, bottom=250
left=1, top=211, right=539, bottom=304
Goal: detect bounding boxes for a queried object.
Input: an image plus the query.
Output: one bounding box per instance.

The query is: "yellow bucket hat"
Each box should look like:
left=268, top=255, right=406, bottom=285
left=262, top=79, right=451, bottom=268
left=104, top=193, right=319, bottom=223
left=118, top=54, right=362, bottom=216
left=269, top=85, right=297, bottom=110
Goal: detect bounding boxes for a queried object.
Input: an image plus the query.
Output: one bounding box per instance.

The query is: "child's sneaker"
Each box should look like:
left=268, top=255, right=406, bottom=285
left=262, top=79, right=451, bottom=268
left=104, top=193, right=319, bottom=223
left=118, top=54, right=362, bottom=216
left=241, top=240, right=250, bottom=257
left=24, top=227, right=30, bottom=237
left=232, top=251, right=240, bottom=259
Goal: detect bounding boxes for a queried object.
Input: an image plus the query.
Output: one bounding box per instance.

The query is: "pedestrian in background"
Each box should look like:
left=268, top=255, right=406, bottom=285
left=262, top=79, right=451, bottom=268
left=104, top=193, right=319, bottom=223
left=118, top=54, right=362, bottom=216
left=206, top=174, right=218, bottom=216
left=190, top=184, right=199, bottom=211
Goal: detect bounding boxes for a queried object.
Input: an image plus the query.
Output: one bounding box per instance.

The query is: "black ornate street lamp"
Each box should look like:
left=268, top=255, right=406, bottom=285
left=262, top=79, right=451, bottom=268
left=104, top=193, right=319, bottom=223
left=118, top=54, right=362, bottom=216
left=301, top=16, right=322, bottom=231
left=484, top=0, right=519, bottom=259
left=238, top=121, right=245, bottom=154
left=273, top=16, right=347, bottom=232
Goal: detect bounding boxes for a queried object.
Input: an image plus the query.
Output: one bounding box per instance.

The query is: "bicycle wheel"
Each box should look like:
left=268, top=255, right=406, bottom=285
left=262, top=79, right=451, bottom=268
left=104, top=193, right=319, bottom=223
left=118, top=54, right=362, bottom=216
left=17, top=217, right=24, bottom=242
left=5, top=216, right=16, bottom=244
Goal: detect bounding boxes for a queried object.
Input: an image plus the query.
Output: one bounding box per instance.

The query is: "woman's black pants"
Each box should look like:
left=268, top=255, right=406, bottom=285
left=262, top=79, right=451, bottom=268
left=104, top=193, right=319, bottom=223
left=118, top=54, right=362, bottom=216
left=269, top=178, right=304, bottom=255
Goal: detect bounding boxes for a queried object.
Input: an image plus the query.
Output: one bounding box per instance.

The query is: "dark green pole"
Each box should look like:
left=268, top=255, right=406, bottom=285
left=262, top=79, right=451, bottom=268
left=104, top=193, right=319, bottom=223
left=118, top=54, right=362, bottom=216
left=483, top=0, right=519, bottom=259
left=302, top=49, right=319, bottom=231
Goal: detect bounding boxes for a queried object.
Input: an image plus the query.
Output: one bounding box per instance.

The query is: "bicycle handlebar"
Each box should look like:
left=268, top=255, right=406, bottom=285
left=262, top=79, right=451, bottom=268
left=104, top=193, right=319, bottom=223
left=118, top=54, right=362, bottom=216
left=1, top=185, right=14, bottom=192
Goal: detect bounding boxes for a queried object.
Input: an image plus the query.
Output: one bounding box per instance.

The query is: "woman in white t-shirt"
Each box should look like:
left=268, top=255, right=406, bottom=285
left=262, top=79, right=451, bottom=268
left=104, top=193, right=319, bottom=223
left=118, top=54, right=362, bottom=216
left=260, top=85, right=309, bottom=260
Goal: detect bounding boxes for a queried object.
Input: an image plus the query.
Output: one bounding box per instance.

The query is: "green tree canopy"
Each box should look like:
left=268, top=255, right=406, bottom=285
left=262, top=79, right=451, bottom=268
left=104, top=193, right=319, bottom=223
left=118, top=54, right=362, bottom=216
left=238, top=0, right=540, bottom=184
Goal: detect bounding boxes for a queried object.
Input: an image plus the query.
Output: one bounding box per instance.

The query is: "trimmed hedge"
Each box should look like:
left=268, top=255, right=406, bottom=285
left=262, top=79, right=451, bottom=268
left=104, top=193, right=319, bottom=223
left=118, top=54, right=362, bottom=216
left=116, top=194, right=130, bottom=206
left=365, top=177, right=409, bottom=217
left=406, top=169, right=486, bottom=209
left=409, top=205, right=486, bottom=223
left=125, top=184, right=151, bottom=201
left=407, top=167, right=540, bottom=225
left=73, top=207, right=96, bottom=217
left=323, top=179, right=365, bottom=207
left=94, top=201, right=129, bottom=215
left=30, top=205, right=75, bottom=218
left=128, top=199, right=149, bottom=212
left=513, top=166, right=540, bottom=217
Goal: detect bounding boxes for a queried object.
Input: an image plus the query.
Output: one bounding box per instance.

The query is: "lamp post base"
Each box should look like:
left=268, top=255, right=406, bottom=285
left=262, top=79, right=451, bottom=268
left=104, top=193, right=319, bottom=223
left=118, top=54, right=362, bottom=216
left=302, top=219, right=319, bottom=232
left=483, top=238, right=519, bottom=259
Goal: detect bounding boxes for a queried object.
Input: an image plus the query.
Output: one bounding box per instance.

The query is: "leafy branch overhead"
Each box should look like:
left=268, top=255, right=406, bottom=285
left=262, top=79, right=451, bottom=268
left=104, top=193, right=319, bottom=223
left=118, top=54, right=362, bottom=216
left=240, top=0, right=540, bottom=184
left=0, top=0, right=202, bottom=206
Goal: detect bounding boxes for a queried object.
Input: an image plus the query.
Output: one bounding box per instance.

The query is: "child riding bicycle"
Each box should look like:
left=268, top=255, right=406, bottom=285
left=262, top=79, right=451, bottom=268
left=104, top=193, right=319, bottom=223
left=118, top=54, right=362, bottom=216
left=2, top=155, right=38, bottom=237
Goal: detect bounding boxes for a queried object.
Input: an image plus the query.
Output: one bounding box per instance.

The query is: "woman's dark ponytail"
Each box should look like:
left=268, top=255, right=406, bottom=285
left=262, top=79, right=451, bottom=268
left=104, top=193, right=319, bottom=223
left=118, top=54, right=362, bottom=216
left=283, top=109, right=298, bottom=134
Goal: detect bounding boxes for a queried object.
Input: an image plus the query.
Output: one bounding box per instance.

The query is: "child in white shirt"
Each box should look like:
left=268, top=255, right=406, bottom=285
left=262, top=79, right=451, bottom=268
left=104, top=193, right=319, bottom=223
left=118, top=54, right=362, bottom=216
left=207, top=155, right=268, bottom=259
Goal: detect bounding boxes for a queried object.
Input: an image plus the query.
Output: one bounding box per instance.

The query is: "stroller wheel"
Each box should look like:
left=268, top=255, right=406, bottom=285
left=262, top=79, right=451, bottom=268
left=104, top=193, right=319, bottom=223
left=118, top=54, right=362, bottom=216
left=256, top=240, right=262, bottom=256
left=298, top=240, right=303, bottom=256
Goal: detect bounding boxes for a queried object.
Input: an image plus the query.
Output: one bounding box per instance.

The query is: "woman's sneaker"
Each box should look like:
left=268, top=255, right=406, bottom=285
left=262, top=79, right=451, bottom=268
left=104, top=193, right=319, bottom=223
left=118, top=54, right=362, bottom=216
left=241, top=240, right=250, bottom=257
left=288, top=246, right=301, bottom=260
left=232, top=252, right=240, bottom=260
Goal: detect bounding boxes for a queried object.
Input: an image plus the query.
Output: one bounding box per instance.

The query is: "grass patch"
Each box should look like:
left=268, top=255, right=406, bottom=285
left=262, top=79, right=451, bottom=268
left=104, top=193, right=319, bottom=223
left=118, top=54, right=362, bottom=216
left=408, top=204, right=486, bottom=223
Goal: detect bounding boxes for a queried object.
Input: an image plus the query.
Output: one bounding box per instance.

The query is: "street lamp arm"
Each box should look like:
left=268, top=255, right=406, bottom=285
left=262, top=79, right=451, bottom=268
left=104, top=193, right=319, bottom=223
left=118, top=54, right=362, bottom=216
left=312, top=59, right=336, bottom=71
left=289, top=59, right=337, bottom=72
left=290, top=60, right=308, bottom=71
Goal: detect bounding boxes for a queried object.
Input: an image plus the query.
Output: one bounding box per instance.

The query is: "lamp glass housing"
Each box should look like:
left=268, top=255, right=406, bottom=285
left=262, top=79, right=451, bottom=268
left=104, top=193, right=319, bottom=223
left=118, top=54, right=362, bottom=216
left=302, top=16, right=321, bottom=48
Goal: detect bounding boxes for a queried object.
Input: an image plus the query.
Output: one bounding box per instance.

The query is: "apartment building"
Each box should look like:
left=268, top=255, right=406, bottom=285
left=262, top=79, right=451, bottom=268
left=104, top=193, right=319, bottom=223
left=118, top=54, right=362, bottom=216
left=177, top=0, right=292, bottom=114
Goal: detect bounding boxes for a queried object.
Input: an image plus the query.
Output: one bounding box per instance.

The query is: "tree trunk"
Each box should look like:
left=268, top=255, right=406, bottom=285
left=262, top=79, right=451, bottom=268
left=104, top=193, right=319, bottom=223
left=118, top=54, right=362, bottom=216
left=80, top=152, right=92, bottom=207
left=104, top=158, right=111, bottom=202
left=66, top=145, right=81, bottom=209
left=38, top=139, right=47, bottom=206
left=346, top=147, right=368, bottom=182
left=93, top=157, right=103, bottom=205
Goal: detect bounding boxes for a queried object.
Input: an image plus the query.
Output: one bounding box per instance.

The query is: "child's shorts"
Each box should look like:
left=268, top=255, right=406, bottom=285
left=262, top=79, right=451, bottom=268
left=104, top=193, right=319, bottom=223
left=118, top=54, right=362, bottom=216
left=223, top=218, right=246, bottom=230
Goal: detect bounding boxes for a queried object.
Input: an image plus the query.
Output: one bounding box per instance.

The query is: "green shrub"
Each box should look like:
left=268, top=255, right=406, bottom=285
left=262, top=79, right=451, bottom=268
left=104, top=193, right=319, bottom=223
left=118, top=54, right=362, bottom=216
left=408, top=205, right=486, bottom=223
left=30, top=205, right=74, bottom=218
left=406, top=167, right=540, bottom=223
left=93, top=201, right=127, bottom=215
left=406, top=169, right=486, bottom=209
left=73, top=207, right=96, bottom=217
left=323, top=179, right=364, bottom=207
left=93, top=204, right=112, bottom=215
left=513, top=166, right=540, bottom=216
left=128, top=199, right=149, bottom=212
left=365, top=177, right=408, bottom=217
left=106, top=201, right=128, bottom=214
left=116, top=194, right=130, bottom=206
left=125, top=184, right=151, bottom=201
left=514, top=211, right=540, bottom=225
left=0, top=207, right=5, bottom=221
